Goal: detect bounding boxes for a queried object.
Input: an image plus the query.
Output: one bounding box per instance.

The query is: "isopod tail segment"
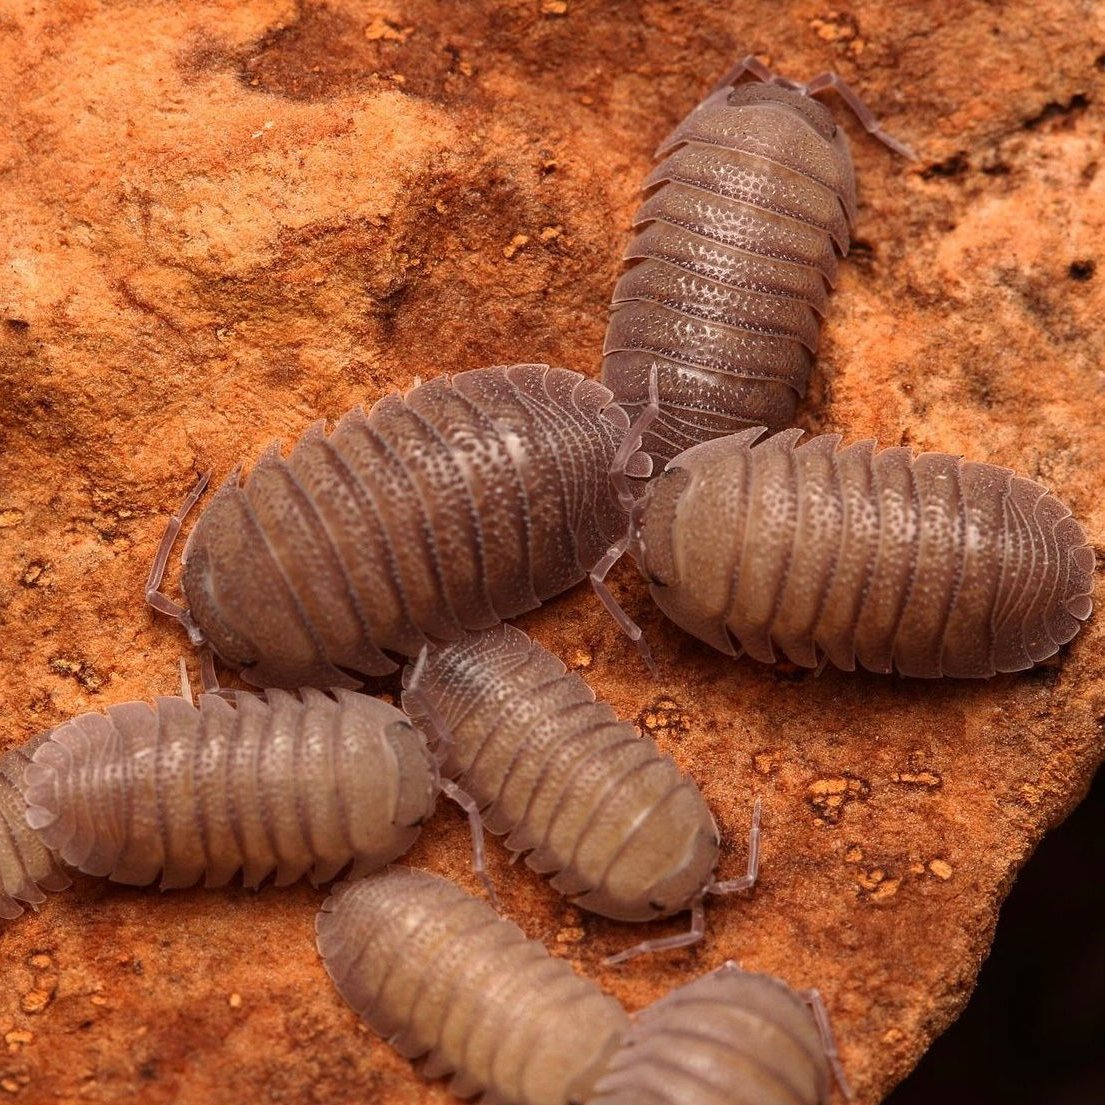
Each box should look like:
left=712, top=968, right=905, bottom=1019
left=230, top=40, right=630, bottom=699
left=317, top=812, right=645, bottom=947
left=604, top=796, right=762, bottom=966
left=707, top=53, right=915, bottom=160
left=146, top=470, right=214, bottom=649
left=403, top=646, right=498, bottom=908
left=592, top=366, right=659, bottom=674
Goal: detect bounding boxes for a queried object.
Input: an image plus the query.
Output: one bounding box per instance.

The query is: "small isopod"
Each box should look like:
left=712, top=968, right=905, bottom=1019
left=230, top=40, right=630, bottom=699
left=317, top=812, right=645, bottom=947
left=0, top=738, right=70, bottom=920
left=589, top=962, right=840, bottom=1105
left=621, top=428, right=1094, bottom=677
left=148, top=364, right=651, bottom=690
left=20, top=687, right=437, bottom=889
left=402, top=625, right=759, bottom=961
left=602, top=55, right=910, bottom=465
left=316, top=868, right=630, bottom=1105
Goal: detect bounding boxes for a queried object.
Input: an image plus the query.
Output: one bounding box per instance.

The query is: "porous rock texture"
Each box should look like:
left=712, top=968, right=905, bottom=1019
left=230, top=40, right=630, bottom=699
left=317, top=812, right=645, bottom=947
left=1, top=2, right=1102, bottom=1103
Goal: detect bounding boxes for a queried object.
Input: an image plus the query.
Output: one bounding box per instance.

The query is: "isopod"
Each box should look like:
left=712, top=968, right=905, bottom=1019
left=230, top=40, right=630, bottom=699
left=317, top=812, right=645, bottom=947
left=589, top=962, right=839, bottom=1105
left=622, top=428, right=1094, bottom=677
left=0, top=738, right=70, bottom=920
left=316, top=867, right=630, bottom=1105
left=402, top=625, right=759, bottom=962
left=148, top=364, right=651, bottom=689
left=20, top=687, right=437, bottom=889
left=602, top=55, right=911, bottom=465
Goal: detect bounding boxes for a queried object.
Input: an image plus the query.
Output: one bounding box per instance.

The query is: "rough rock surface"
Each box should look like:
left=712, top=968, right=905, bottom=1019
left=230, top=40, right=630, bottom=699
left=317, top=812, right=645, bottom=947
left=1, top=2, right=1102, bottom=1103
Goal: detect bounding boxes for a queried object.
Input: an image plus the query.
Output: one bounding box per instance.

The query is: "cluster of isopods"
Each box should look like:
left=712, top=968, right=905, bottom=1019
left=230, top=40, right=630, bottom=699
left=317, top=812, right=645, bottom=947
left=4, top=55, right=1095, bottom=1105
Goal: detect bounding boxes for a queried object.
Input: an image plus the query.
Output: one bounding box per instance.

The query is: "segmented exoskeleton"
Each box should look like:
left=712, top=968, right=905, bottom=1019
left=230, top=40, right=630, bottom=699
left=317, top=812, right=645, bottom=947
left=402, top=625, right=759, bottom=962
left=148, top=364, right=651, bottom=689
left=589, top=962, right=837, bottom=1105
left=0, top=737, right=70, bottom=919
left=21, top=688, right=437, bottom=888
left=627, top=428, right=1094, bottom=677
left=603, top=55, right=910, bottom=465
left=316, top=868, right=630, bottom=1105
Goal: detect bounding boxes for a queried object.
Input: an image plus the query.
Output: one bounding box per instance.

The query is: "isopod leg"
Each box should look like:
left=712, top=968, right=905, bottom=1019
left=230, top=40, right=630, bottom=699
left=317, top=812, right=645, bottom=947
left=145, top=470, right=211, bottom=644
left=403, top=647, right=499, bottom=904
left=178, top=657, right=194, bottom=706
left=198, top=646, right=242, bottom=701
left=802, top=71, right=915, bottom=159
left=590, top=541, right=657, bottom=674
left=799, top=987, right=854, bottom=1101
left=707, top=796, right=762, bottom=895
left=439, top=778, right=499, bottom=909
left=609, top=364, right=659, bottom=512
left=603, top=895, right=706, bottom=966
left=184, top=648, right=244, bottom=702
left=404, top=646, right=456, bottom=768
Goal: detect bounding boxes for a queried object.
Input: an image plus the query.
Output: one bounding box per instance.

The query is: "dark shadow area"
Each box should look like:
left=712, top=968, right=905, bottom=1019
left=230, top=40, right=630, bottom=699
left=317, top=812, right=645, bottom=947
left=886, top=763, right=1105, bottom=1105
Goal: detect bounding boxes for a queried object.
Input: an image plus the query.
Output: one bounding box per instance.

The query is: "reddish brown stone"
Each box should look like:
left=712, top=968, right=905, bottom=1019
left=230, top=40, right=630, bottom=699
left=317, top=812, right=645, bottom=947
left=1, top=2, right=1101, bottom=1103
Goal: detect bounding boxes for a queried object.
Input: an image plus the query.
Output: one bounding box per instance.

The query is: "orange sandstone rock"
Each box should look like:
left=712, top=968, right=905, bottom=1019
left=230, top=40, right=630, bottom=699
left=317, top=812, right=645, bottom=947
left=1, top=2, right=1102, bottom=1103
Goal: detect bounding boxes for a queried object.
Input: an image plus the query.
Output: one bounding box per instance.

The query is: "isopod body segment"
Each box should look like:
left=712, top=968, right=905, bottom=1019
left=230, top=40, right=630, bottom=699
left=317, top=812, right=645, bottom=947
left=316, top=868, right=630, bottom=1105
left=173, top=364, right=651, bottom=689
left=629, top=428, right=1094, bottom=677
left=602, top=63, right=859, bottom=465
left=589, top=962, right=831, bottom=1105
left=20, top=689, right=437, bottom=889
left=401, top=625, right=722, bottom=924
left=0, top=739, right=70, bottom=920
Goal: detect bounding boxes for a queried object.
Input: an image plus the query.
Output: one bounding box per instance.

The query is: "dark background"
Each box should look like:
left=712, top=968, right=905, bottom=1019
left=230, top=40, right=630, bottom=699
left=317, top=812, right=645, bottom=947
left=886, top=765, right=1105, bottom=1105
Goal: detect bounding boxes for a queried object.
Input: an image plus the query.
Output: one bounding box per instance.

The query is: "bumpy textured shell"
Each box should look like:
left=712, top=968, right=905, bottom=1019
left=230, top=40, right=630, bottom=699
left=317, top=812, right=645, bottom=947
left=20, top=689, right=436, bottom=889
left=401, top=625, right=718, bottom=922
left=589, top=963, right=829, bottom=1105
left=181, top=364, right=649, bottom=689
left=632, top=428, right=1094, bottom=677
left=602, top=79, right=855, bottom=465
left=0, top=737, right=70, bottom=920
left=316, top=868, right=630, bottom=1105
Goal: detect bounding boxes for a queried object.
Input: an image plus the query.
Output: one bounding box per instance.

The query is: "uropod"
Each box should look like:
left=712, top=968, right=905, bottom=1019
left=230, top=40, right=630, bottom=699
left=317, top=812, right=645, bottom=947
left=401, top=625, right=760, bottom=962
left=589, top=962, right=843, bottom=1105
left=610, top=427, right=1094, bottom=677
left=146, top=364, right=651, bottom=690
left=20, top=684, right=437, bottom=890
left=602, top=55, right=912, bottom=466
left=0, top=737, right=70, bottom=920
left=316, top=868, right=630, bottom=1105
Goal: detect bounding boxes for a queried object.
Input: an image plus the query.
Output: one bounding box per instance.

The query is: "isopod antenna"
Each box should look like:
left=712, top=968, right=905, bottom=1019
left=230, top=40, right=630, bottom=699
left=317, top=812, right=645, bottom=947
left=145, top=471, right=220, bottom=691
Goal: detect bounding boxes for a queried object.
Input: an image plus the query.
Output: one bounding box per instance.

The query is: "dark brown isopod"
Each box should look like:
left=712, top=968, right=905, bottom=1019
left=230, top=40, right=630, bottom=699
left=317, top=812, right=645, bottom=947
left=20, top=688, right=437, bottom=889
left=316, top=868, right=630, bottom=1105
left=602, top=56, right=910, bottom=465
left=402, top=625, right=759, bottom=960
left=0, top=738, right=70, bottom=920
left=149, top=364, right=651, bottom=689
left=626, top=428, right=1094, bottom=677
left=589, top=962, right=837, bottom=1105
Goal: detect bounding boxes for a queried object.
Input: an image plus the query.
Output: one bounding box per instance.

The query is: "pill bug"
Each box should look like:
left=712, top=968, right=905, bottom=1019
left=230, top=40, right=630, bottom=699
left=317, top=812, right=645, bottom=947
left=401, top=625, right=759, bottom=961
left=316, top=867, right=630, bottom=1105
left=149, top=363, right=651, bottom=690
left=588, top=962, right=835, bottom=1105
left=602, top=55, right=909, bottom=466
left=624, top=427, right=1094, bottom=677
left=0, top=737, right=70, bottom=920
left=20, top=688, right=437, bottom=889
